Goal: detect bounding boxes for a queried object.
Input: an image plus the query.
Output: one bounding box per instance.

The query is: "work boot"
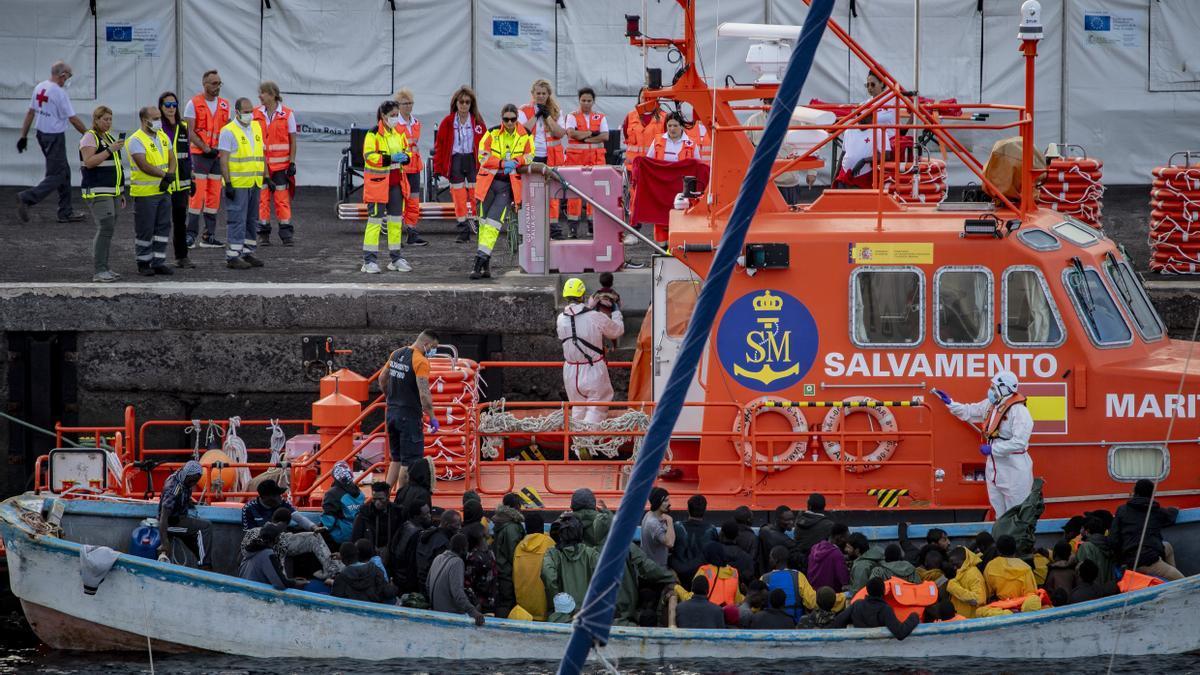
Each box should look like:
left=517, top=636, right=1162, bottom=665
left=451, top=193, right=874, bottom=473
left=199, top=234, right=224, bottom=248
left=281, top=238, right=294, bottom=247
left=568, top=222, right=579, bottom=239
left=152, top=264, right=174, bottom=276
left=256, top=233, right=271, bottom=246
left=137, top=264, right=155, bottom=277
left=226, top=257, right=252, bottom=270
left=468, top=254, right=485, bottom=280
left=406, top=228, right=429, bottom=247
left=455, top=227, right=470, bottom=243
left=243, top=254, right=265, bottom=268
left=175, top=257, right=195, bottom=269
left=481, top=255, right=492, bottom=279
left=57, top=211, right=86, bottom=223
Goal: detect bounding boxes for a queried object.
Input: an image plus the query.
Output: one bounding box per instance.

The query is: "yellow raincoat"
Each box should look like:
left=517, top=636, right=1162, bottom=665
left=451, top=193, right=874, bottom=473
left=946, top=548, right=992, bottom=619
left=511, top=532, right=555, bottom=620
left=982, top=555, right=1042, bottom=613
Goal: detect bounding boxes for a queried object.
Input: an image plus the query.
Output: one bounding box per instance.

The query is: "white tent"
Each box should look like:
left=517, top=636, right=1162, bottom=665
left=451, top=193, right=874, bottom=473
left=1, top=0, right=1198, bottom=187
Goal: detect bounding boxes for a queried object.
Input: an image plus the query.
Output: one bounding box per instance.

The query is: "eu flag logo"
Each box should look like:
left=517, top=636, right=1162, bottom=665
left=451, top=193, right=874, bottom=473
left=1084, top=14, right=1111, bottom=31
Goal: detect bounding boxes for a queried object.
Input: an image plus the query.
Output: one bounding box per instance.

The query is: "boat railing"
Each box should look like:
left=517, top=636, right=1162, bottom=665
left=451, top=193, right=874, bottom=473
left=54, top=404, right=136, bottom=462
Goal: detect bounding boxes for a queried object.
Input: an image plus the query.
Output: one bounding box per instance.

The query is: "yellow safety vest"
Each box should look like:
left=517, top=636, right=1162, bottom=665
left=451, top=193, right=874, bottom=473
left=222, top=120, right=265, bottom=189
left=127, top=127, right=172, bottom=198
left=80, top=129, right=123, bottom=199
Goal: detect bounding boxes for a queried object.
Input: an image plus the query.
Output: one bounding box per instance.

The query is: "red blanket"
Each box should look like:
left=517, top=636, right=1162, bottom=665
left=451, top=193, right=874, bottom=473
left=630, top=157, right=710, bottom=235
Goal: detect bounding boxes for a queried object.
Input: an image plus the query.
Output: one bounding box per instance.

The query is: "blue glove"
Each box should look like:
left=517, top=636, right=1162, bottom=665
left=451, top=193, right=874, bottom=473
left=979, top=443, right=992, bottom=457
left=503, top=159, right=518, bottom=175
left=391, top=151, right=410, bottom=165
left=428, top=416, right=440, bottom=432
left=933, top=389, right=952, bottom=405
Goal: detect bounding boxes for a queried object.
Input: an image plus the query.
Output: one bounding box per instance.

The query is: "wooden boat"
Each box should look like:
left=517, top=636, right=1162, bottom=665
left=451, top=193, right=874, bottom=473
left=3, top=493, right=1198, bottom=661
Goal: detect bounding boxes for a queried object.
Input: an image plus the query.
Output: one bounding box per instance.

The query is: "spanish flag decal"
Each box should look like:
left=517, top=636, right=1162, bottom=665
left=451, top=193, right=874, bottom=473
left=1022, top=382, right=1068, bottom=434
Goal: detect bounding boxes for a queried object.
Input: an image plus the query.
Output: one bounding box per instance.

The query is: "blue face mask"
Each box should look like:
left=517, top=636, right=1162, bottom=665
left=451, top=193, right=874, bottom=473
left=987, top=387, right=1002, bottom=404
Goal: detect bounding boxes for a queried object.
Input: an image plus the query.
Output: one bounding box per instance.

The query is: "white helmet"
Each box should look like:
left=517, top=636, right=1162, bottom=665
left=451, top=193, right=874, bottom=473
left=989, top=370, right=1019, bottom=403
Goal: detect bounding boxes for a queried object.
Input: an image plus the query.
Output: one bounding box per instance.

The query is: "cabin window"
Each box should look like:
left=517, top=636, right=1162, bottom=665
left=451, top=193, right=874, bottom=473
left=665, top=280, right=699, bottom=339
left=1108, top=445, right=1169, bottom=482
left=934, top=267, right=993, bottom=348
left=1052, top=220, right=1102, bottom=248
left=1063, top=266, right=1133, bottom=347
left=1017, top=229, right=1060, bottom=252
left=1104, top=256, right=1165, bottom=342
left=1002, top=267, right=1065, bottom=348
left=851, top=267, right=924, bottom=347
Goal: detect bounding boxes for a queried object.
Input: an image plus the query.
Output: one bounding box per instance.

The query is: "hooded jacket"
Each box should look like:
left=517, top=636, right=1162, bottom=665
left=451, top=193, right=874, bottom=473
left=394, top=457, right=434, bottom=517
left=491, top=504, right=525, bottom=614
left=614, top=544, right=676, bottom=626
left=427, top=550, right=475, bottom=615
left=321, top=481, right=364, bottom=545
left=1043, top=559, right=1079, bottom=598
left=756, top=523, right=799, bottom=575
left=669, top=518, right=716, bottom=581
left=332, top=562, right=397, bottom=604
left=807, top=540, right=849, bottom=591
left=238, top=540, right=293, bottom=591
left=1108, top=496, right=1179, bottom=568
left=391, top=519, right=426, bottom=593
left=541, top=542, right=600, bottom=609
left=873, top=559, right=921, bottom=584
left=793, top=511, right=835, bottom=557
left=983, top=555, right=1039, bottom=605
left=512, top=532, right=556, bottom=620
left=351, top=499, right=404, bottom=553
left=1075, top=533, right=1115, bottom=585
left=946, top=548, right=987, bottom=618
left=415, top=525, right=456, bottom=591
left=848, top=545, right=885, bottom=594
left=573, top=508, right=613, bottom=549
left=831, top=595, right=919, bottom=640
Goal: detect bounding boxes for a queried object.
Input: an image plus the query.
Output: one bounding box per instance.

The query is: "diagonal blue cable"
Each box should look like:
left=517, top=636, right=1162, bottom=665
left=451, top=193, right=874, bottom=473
left=556, top=2, right=836, bottom=672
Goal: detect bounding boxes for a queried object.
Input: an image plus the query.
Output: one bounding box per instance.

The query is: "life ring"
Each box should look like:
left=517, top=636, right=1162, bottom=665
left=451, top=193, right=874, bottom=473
left=820, top=396, right=899, bottom=473
left=734, top=397, right=808, bottom=473
left=1049, top=157, right=1102, bottom=171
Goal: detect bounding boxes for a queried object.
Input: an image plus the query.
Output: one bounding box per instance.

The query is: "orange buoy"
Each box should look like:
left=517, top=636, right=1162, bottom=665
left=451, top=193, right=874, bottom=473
left=319, top=368, right=370, bottom=403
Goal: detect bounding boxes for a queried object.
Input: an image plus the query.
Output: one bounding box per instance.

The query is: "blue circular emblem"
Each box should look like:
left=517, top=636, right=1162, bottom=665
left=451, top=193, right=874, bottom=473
left=716, top=290, right=818, bottom=392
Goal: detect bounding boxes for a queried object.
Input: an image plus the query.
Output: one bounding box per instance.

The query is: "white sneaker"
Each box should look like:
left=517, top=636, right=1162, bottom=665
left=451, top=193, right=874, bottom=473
left=387, top=258, right=412, bottom=272
left=361, top=262, right=381, bottom=274
left=622, top=233, right=638, bottom=246
left=92, top=270, right=119, bottom=283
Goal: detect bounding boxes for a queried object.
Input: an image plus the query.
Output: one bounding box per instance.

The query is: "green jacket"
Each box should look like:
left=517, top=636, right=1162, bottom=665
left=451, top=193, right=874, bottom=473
left=492, top=504, right=525, bottom=612
left=542, top=543, right=600, bottom=608
left=574, top=508, right=613, bottom=549
left=872, top=559, right=921, bottom=584
left=1075, top=534, right=1115, bottom=585
left=614, top=545, right=677, bottom=626
left=848, top=545, right=885, bottom=593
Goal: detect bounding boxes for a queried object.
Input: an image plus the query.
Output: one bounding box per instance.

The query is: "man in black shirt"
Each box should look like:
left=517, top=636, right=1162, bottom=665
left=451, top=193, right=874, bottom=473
left=378, top=330, right=439, bottom=490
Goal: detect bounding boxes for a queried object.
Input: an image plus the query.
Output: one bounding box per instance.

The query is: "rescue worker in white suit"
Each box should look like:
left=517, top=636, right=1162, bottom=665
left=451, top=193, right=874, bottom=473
left=942, top=371, right=1034, bottom=518
left=556, top=277, right=624, bottom=426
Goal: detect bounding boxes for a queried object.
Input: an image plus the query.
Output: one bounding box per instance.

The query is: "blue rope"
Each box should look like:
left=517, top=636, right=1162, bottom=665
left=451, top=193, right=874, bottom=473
left=556, top=3, right=837, bottom=672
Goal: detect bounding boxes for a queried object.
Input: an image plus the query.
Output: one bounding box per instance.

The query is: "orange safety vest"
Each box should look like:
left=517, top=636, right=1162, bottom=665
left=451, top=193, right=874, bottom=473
left=698, top=565, right=740, bottom=607
left=850, top=579, right=939, bottom=623
left=362, top=122, right=411, bottom=204
left=983, top=588, right=1050, bottom=611
left=252, top=104, right=294, bottom=172
left=565, top=110, right=606, bottom=166
left=1117, top=570, right=1164, bottom=593
left=624, top=111, right=664, bottom=168
left=473, top=126, right=534, bottom=204
left=685, top=122, right=712, bottom=162
left=519, top=103, right=565, bottom=165
left=188, top=94, right=231, bottom=154
left=647, top=133, right=697, bottom=162
left=395, top=114, right=423, bottom=174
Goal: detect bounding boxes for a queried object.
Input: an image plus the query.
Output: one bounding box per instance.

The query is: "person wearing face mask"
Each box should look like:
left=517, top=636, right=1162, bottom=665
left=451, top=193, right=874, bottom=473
left=361, top=100, right=414, bottom=274
left=470, top=104, right=534, bottom=280
left=253, top=81, right=297, bottom=247
left=125, top=105, right=178, bottom=276
left=16, top=61, right=88, bottom=224
left=184, top=70, right=230, bottom=249
left=218, top=98, right=268, bottom=270
left=392, top=88, right=428, bottom=247
left=78, top=106, right=124, bottom=282
left=942, top=371, right=1034, bottom=518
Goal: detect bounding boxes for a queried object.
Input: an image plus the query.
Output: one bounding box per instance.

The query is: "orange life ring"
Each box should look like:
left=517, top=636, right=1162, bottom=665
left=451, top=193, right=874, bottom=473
left=734, top=397, right=808, bottom=473
left=1049, top=157, right=1102, bottom=171
left=820, top=396, right=898, bottom=473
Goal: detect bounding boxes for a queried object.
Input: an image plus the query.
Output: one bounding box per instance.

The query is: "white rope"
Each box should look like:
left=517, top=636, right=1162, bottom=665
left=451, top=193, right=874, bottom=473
left=477, top=399, right=650, bottom=461
left=185, top=418, right=202, bottom=460
left=268, top=419, right=286, bottom=466
left=222, top=416, right=250, bottom=493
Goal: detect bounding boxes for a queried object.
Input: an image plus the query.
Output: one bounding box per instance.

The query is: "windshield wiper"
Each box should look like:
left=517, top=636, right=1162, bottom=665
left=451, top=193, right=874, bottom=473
left=1070, top=257, right=1102, bottom=336
left=1106, top=251, right=1134, bottom=303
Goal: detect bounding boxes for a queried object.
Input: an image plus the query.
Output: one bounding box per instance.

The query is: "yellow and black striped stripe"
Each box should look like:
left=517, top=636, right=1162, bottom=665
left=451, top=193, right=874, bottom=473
left=761, top=399, right=920, bottom=409
left=517, top=445, right=547, bottom=462
left=518, top=486, right=545, bottom=508
left=867, top=488, right=909, bottom=508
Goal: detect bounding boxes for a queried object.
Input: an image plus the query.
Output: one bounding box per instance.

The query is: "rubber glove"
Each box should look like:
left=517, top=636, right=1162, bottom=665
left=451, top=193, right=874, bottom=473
left=979, top=443, right=992, bottom=457
left=391, top=151, right=410, bottom=165
left=503, top=159, right=518, bottom=175
left=933, top=389, right=953, bottom=405
left=188, top=182, right=197, bottom=196
left=16, top=137, right=28, bottom=153
left=224, top=184, right=236, bottom=201
left=428, top=416, right=440, bottom=432
left=285, top=162, right=297, bottom=177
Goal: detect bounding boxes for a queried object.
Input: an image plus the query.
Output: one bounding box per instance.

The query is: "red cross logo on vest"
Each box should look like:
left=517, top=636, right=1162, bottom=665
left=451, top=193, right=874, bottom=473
left=35, top=89, right=49, bottom=107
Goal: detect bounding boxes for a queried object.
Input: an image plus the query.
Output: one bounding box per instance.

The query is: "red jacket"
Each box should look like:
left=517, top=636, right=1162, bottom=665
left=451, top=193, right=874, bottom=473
left=433, top=112, right=486, bottom=178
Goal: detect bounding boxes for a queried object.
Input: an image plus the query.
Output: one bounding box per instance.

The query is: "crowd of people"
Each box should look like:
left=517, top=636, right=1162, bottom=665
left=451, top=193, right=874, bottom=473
left=155, top=445, right=1185, bottom=636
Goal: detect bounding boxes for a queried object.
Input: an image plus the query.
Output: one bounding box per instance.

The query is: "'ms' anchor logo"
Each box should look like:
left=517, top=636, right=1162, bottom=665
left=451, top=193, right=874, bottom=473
left=717, top=289, right=818, bottom=393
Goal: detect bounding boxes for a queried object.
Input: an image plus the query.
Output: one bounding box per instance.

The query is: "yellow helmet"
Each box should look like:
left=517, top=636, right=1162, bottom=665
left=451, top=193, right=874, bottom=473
left=562, top=277, right=587, bottom=299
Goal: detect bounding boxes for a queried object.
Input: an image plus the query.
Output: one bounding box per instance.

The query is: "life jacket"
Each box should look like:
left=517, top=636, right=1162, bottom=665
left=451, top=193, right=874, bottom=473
left=79, top=129, right=122, bottom=199
left=698, top=564, right=740, bottom=606
left=395, top=114, right=424, bottom=174
left=1117, top=569, right=1164, bottom=593
left=762, top=569, right=805, bottom=623
left=560, top=306, right=605, bottom=366
left=126, top=127, right=172, bottom=197
left=252, top=104, right=294, bottom=172
left=685, top=122, right=711, bottom=162
left=473, top=126, right=534, bottom=204
left=622, top=110, right=654, bottom=167
left=648, top=133, right=697, bottom=162
left=362, top=122, right=411, bottom=204
left=519, top=102, right=565, bottom=165
left=188, top=94, right=231, bottom=154
left=221, top=120, right=266, bottom=189
left=565, top=110, right=606, bottom=166
left=982, top=588, right=1049, bottom=612
left=983, top=394, right=1028, bottom=439
left=850, top=579, right=939, bottom=622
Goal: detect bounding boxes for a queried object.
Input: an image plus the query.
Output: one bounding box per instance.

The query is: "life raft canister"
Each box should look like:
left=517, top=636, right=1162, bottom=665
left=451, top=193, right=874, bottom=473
left=734, top=396, right=808, bottom=472
left=820, top=396, right=899, bottom=473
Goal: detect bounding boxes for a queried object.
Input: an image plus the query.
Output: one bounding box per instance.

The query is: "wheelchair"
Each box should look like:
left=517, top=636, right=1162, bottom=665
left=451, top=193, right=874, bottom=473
left=336, top=124, right=455, bottom=221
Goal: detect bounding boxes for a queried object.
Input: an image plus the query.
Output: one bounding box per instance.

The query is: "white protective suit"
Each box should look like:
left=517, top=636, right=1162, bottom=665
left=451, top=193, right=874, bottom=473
left=556, top=302, right=624, bottom=425
left=948, top=395, right=1034, bottom=518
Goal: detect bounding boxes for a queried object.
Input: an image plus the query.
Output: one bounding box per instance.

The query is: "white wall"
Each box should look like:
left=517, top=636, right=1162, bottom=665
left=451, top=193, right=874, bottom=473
left=1, top=0, right=1197, bottom=187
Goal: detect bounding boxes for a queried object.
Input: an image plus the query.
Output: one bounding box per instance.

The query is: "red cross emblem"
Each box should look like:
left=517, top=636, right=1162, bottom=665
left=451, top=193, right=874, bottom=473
left=35, top=89, right=49, bottom=107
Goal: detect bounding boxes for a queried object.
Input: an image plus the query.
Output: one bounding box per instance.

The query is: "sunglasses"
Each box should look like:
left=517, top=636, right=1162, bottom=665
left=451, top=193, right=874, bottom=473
left=162, top=101, right=178, bottom=108
left=502, top=116, right=518, bottom=122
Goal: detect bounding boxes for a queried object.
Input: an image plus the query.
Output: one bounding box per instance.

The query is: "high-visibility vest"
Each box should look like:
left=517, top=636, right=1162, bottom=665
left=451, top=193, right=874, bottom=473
left=519, top=103, right=564, bottom=165
left=686, top=122, right=712, bottom=162
left=126, top=127, right=172, bottom=197
left=624, top=112, right=664, bottom=169
left=565, top=110, right=607, bottom=166
left=473, top=126, right=534, bottom=204
left=395, top=114, right=423, bottom=174
left=698, top=565, right=740, bottom=607
left=167, top=121, right=192, bottom=193
left=221, top=120, right=265, bottom=189
left=79, top=129, right=123, bottom=199
left=253, top=104, right=294, bottom=173
left=362, top=122, right=410, bottom=204
left=647, top=133, right=697, bottom=162
left=188, top=94, right=230, bottom=154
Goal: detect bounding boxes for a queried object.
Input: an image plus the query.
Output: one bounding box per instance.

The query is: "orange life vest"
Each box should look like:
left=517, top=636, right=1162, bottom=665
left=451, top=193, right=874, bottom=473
left=473, top=126, right=534, bottom=204
left=698, top=565, right=740, bottom=607
left=850, top=579, right=939, bottom=622
left=519, top=103, right=565, bottom=165
left=983, top=588, right=1050, bottom=611
left=362, top=122, right=411, bottom=204
left=648, top=133, right=697, bottom=162
left=623, top=111, right=664, bottom=168
left=188, top=94, right=231, bottom=154
left=1117, top=570, right=1164, bottom=593
left=685, top=122, right=712, bottom=162
left=252, top=104, right=294, bottom=172
left=983, top=394, right=1028, bottom=439
left=565, top=110, right=606, bottom=166
left=395, top=115, right=423, bottom=174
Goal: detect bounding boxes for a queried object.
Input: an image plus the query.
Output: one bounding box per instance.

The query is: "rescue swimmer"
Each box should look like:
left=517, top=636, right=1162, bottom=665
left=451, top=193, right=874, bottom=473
left=556, top=277, right=625, bottom=426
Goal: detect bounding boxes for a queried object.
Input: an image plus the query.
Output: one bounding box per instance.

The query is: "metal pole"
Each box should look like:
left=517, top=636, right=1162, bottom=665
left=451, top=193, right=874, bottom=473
left=913, top=0, right=921, bottom=95
left=541, top=167, right=670, bottom=256
left=1020, top=38, right=1038, bottom=218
